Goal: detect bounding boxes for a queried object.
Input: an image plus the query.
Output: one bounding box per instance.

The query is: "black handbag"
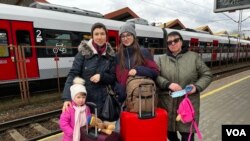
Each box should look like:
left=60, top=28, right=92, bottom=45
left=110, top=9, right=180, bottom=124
left=100, top=85, right=121, bottom=121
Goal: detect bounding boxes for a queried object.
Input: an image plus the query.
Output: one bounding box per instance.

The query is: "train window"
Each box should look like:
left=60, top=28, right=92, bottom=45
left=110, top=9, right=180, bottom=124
left=183, top=40, right=189, bottom=48
left=199, top=42, right=206, bottom=53
left=16, top=30, right=32, bottom=57
left=218, top=43, right=223, bottom=48
left=148, top=38, right=159, bottom=48
left=0, top=31, right=9, bottom=57
left=137, top=37, right=162, bottom=54
left=44, top=31, right=73, bottom=56
left=109, top=36, right=117, bottom=51
left=144, top=38, right=149, bottom=48
left=138, top=37, right=145, bottom=48
left=205, top=42, right=213, bottom=53
left=148, top=38, right=161, bottom=54
left=81, top=33, right=91, bottom=41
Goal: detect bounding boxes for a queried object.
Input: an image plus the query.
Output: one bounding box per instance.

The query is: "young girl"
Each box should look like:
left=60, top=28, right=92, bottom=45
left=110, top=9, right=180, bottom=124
left=60, top=77, right=91, bottom=141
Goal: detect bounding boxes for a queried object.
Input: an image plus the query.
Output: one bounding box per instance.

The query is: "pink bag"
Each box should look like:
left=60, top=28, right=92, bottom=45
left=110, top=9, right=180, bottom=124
left=177, top=95, right=195, bottom=123
left=177, top=94, right=202, bottom=141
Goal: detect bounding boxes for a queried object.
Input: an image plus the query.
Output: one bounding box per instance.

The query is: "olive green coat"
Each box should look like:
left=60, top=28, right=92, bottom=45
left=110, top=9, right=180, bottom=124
left=156, top=51, right=212, bottom=133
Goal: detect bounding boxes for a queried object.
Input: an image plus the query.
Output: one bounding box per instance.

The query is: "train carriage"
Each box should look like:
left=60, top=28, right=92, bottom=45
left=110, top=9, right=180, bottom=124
left=0, top=2, right=164, bottom=83
left=0, top=2, right=250, bottom=88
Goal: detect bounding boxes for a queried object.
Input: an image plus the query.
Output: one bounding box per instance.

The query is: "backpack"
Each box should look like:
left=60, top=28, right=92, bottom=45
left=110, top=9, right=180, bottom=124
left=125, top=76, right=157, bottom=113
left=177, top=93, right=202, bottom=141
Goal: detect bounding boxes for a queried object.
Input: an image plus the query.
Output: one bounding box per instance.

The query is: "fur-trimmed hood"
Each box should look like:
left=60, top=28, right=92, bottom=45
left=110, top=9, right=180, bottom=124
left=78, top=39, right=115, bottom=58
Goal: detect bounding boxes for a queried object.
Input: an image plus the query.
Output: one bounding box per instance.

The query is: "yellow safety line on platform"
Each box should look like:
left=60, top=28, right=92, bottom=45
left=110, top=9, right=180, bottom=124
left=200, top=75, right=250, bottom=99
left=38, top=132, right=63, bottom=141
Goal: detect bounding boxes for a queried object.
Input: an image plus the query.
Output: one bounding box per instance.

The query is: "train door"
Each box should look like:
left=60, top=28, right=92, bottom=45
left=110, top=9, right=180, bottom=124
left=0, top=20, right=16, bottom=80
left=108, top=30, right=119, bottom=52
left=12, top=21, right=39, bottom=78
left=190, top=38, right=199, bottom=52
left=212, top=40, right=218, bottom=61
left=0, top=20, right=39, bottom=81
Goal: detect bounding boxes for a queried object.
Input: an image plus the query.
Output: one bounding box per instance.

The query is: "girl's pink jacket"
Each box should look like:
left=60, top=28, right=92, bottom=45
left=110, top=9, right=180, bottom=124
left=59, top=102, right=91, bottom=141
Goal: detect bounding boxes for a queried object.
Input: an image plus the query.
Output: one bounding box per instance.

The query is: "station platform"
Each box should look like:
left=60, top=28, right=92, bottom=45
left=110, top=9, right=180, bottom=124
left=198, top=70, right=250, bottom=141
left=39, top=70, right=250, bottom=141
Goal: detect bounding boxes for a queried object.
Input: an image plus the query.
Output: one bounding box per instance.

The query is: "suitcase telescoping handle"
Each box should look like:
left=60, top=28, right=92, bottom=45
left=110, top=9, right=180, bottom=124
left=86, top=102, right=98, bottom=138
left=138, top=83, right=155, bottom=119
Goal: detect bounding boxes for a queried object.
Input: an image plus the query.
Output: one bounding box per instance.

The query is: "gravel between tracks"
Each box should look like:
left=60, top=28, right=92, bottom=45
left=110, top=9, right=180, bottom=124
left=0, top=94, right=62, bottom=123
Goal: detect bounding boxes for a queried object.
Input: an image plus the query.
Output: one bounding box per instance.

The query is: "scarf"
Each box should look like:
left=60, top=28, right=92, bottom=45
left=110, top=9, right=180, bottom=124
left=73, top=105, right=87, bottom=141
left=92, top=40, right=106, bottom=56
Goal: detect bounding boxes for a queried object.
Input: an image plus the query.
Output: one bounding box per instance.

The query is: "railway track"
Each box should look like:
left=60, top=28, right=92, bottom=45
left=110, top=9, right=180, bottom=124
left=0, top=110, right=61, bottom=141
left=211, top=61, right=250, bottom=80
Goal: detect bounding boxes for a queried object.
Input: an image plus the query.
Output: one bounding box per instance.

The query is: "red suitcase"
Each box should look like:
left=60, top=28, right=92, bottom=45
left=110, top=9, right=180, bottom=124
left=120, top=108, right=168, bottom=141
left=120, top=84, right=168, bottom=141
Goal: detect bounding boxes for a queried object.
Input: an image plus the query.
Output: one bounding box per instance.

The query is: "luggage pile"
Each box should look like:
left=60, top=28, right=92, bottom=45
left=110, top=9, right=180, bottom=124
left=80, top=76, right=169, bottom=141
left=121, top=76, right=168, bottom=141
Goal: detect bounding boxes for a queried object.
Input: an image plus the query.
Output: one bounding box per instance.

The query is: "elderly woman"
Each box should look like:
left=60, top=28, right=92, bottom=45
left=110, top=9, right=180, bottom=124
left=156, top=31, right=212, bottom=141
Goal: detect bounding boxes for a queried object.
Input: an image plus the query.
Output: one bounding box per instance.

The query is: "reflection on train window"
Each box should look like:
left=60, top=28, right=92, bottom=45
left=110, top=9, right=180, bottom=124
left=45, top=31, right=73, bottom=56
left=148, top=38, right=160, bottom=54
left=199, top=42, right=206, bottom=53
left=148, top=38, right=159, bottom=48
left=138, top=37, right=162, bottom=54
left=0, top=30, right=9, bottom=57
left=81, top=33, right=91, bottom=41
left=138, top=38, right=144, bottom=47
left=109, top=36, right=117, bottom=51
left=16, top=30, right=32, bottom=57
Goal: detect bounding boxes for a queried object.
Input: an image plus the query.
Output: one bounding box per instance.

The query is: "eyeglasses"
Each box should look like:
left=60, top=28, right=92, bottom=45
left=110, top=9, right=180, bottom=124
left=121, top=33, right=133, bottom=40
left=167, top=38, right=180, bottom=45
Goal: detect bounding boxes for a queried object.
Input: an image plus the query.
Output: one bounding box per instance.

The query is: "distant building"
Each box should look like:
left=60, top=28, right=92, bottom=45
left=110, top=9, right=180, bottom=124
left=195, top=25, right=213, bottom=35
left=104, top=7, right=139, bottom=21
left=214, top=31, right=250, bottom=40
left=159, top=19, right=186, bottom=30
left=213, top=30, right=229, bottom=36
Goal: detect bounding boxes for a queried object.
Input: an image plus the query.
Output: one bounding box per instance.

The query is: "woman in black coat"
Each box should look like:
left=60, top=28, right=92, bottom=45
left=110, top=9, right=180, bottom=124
left=62, top=23, right=116, bottom=118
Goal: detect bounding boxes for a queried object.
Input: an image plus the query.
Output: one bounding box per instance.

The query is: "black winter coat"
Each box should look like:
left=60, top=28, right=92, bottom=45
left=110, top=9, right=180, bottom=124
left=62, top=39, right=116, bottom=115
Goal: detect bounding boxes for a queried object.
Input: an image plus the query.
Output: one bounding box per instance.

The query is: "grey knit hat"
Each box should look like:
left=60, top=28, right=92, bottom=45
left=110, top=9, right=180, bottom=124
left=119, top=22, right=136, bottom=37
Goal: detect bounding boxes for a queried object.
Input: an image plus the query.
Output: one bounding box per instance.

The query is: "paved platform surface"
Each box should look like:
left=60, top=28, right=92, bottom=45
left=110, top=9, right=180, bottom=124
left=198, top=70, right=250, bottom=141
left=39, top=70, right=250, bottom=141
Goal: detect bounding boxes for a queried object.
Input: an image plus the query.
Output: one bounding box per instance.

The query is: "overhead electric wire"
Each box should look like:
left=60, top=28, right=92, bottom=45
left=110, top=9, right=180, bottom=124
left=141, top=0, right=239, bottom=26
left=141, top=0, right=210, bottom=20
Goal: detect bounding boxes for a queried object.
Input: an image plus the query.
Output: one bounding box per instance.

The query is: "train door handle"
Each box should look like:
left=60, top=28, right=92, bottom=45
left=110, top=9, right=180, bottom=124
left=9, top=44, right=13, bottom=50
left=11, top=56, right=15, bottom=62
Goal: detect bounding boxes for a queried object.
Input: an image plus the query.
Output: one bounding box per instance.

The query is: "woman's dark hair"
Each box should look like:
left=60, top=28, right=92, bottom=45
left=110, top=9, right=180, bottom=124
left=117, top=36, right=145, bottom=71
left=91, top=22, right=108, bottom=37
left=167, top=31, right=183, bottom=41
